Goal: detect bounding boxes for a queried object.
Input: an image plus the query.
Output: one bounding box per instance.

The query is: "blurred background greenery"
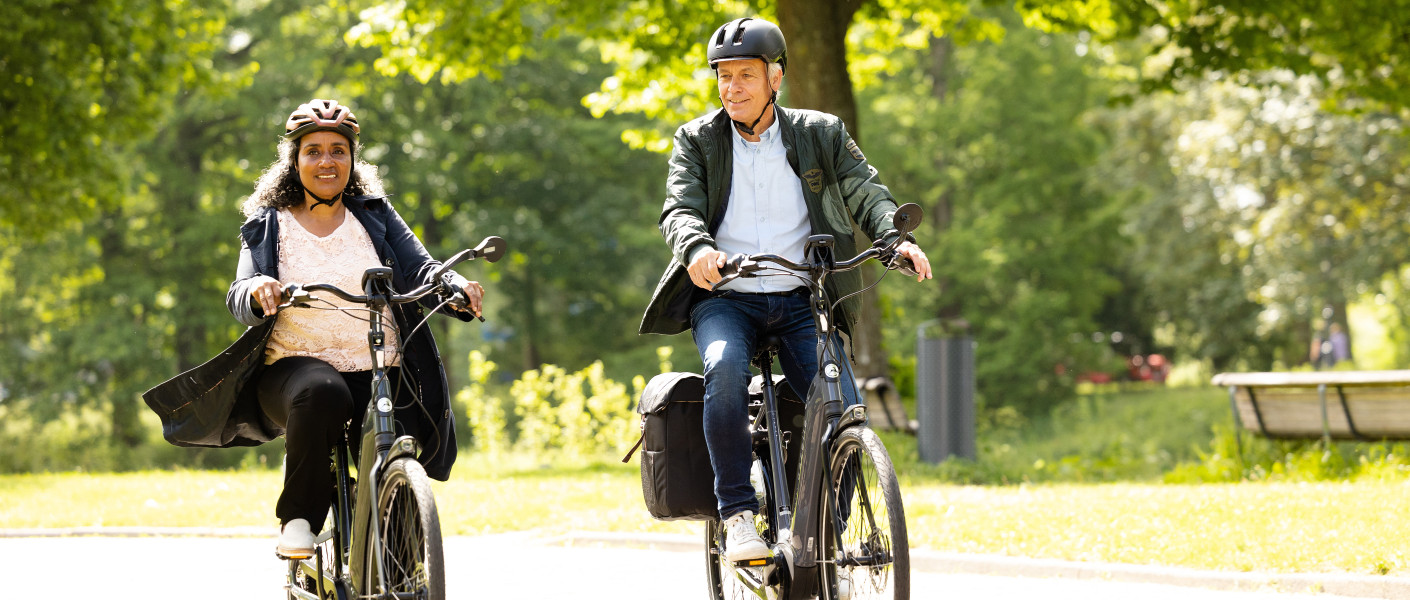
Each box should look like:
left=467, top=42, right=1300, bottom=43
left=7, top=0, right=1410, bottom=479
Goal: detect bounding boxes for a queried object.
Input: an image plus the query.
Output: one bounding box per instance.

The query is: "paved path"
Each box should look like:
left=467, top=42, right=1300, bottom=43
left=0, top=534, right=1383, bottom=599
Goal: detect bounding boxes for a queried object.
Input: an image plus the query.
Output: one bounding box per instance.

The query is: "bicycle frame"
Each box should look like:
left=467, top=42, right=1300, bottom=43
left=288, top=269, right=423, bottom=599
left=714, top=204, right=922, bottom=593
left=747, top=238, right=861, bottom=580
left=285, top=235, right=506, bottom=600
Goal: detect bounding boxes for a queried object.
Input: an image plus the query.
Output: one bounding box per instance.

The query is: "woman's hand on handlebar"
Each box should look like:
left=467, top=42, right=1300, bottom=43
left=455, top=280, right=486, bottom=318
left=249, top=275, right=284, bottom=317
left=687, top=248, right=729, bottom=290
left=894, top=241, right=933, bottom=283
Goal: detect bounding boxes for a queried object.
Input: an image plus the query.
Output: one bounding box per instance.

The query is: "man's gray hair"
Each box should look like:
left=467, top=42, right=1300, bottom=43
left=768, top=62, right=783, bottom=85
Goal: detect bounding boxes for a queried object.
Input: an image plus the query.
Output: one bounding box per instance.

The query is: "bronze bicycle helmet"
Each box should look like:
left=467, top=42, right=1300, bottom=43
left=707, top=17, right=787, bottom=73
left=283, top=98, right=360, bottom=142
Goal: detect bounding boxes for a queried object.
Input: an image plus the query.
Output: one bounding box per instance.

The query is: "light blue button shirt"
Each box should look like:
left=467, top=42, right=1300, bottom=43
left=708, top=119, right=811, bottom=293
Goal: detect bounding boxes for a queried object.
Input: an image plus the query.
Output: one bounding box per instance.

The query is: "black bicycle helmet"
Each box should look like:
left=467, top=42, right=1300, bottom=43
left=707, top=17, right=787, bottom=74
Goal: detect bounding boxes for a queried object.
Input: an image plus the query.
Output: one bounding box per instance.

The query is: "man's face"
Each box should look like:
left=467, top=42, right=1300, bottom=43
left=717, top=59, right=777, bottom=123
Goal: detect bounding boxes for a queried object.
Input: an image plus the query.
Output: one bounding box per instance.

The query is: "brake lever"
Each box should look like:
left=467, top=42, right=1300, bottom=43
left=440, top=277, right=485, bottom=322
left=277, top=284, right=312, bottom=309
left=888, top=253, right=919, bottom=277
left=709, top=275, right=737, bottom=293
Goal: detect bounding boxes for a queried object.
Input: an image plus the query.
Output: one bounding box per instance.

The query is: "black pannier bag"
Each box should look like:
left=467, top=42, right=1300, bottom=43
left=623, top=372, right=718, bottom=521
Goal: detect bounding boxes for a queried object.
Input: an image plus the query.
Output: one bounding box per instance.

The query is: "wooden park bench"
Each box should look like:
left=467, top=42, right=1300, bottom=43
left=1211, top=370, right=1410, bottom=443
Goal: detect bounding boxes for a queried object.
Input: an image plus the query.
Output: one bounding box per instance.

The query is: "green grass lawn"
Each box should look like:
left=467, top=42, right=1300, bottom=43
left=3, top=461, right=1409, bottom=577
left=6, top=385, right=1409, bottom=576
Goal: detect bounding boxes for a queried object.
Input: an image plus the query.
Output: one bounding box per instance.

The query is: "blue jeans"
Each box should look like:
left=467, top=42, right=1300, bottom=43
left=690, top=291, right=858, bottom=520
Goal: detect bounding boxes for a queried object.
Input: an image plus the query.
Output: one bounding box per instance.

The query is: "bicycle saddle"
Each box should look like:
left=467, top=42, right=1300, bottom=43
left=752, top=335, right=782, bottom=371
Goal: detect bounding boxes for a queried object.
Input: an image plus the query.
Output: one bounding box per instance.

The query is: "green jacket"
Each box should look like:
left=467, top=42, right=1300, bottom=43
left=639, top=106, right=901, bottom=336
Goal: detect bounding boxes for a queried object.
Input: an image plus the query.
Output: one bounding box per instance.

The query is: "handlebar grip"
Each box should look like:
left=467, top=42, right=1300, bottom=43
left=719, top=254, right=745, bottom=277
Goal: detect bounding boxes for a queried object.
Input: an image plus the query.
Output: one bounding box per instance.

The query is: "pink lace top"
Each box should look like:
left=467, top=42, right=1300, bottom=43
left=265, top=209, right=401, bottom=371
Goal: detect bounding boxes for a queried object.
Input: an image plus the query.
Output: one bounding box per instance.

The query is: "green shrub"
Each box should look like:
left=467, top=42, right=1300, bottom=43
left=1165, top=426, right=1410, bottom=483
left=889, top=386, right=1232, bottom=484
left=0, top=397, right=281, bottom=473
left=457, top=351, right=641, bottom=458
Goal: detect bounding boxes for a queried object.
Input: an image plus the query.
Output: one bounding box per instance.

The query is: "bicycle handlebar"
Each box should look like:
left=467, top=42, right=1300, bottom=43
left=280, top=235, right=506, bottom=321
left=712, top=204, right=924, bottom=291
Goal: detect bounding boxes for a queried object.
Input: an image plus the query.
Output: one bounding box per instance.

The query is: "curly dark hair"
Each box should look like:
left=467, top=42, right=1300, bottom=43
left=242, top=136, right=385, bottom=218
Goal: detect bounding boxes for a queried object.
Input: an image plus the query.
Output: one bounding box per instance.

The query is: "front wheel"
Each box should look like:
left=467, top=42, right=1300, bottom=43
left=820, top=427, right=909, bottom=600
left=364, top=458, right=445, bottom=600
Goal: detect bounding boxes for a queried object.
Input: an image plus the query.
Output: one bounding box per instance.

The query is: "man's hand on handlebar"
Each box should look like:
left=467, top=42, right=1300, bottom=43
left=894, top=241, right=933, bottom=282
left=688, top=248, right=729, bottom=290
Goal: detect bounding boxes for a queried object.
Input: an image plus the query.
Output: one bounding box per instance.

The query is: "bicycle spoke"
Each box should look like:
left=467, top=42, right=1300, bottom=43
left=365, top=458, right=444, bottom=600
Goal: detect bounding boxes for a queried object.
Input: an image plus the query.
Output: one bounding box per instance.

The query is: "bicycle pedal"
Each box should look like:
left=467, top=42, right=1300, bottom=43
left=732, top=554, right=774, bottom=569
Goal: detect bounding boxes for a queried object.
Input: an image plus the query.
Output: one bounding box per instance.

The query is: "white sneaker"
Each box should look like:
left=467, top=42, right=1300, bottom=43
left=723, top=511, right=769, bottom=562
left=276, top=518, right=315, bottom=559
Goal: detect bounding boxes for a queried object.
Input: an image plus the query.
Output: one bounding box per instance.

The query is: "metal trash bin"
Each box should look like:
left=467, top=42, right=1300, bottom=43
left=916, top=324, right=975, bottom=463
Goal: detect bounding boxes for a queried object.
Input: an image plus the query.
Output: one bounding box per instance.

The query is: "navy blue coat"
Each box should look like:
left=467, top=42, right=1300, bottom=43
left=142, top=196, right=470, bottom=480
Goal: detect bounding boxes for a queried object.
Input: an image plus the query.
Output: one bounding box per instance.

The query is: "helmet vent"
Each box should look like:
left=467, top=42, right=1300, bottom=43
left=731, top=19, right=750, bottom=46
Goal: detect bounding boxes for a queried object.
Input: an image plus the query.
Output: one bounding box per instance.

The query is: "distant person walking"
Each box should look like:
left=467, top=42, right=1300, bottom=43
left=1311, top=322, right=1351, bottom=368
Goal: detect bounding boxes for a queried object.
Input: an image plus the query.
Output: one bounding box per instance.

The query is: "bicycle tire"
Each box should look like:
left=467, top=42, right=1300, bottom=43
left=364, top=458, right=445, bottom=600
left=820, top=426, right=909, bottom=600
left=705, top=459, right=786, bottom=600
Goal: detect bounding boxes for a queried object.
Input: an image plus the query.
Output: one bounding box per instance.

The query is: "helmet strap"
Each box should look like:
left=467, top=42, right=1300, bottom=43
left=298, top=180, right=343, bottom=208
left=310, top=190, right=343, bottom=207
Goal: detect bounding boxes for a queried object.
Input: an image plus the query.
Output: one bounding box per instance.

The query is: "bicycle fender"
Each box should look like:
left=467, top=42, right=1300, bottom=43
left=385, top=435, right=420, bottom=464
left=837, top=404, right=868, bottom=432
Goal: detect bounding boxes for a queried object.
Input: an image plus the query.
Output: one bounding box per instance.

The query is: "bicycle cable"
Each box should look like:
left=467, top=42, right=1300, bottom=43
left=389, top=295, right=463, bottom=463
left=292, top=293, right=446, bottom=463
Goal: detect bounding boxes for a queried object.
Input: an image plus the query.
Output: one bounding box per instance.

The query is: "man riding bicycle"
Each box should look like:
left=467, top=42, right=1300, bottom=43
left=639, top=16, right=933, bottom=562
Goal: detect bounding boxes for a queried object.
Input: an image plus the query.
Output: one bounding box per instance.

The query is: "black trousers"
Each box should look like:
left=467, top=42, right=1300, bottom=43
left=258, top=356, right=396, bottom=527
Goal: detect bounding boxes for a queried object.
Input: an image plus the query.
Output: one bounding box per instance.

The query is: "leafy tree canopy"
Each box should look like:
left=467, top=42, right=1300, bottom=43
left=346, top=0, right=1005, bottom=149
left=0, top=0, right=235, bottom=234
left=1020, top=0, right=1410, bottom=110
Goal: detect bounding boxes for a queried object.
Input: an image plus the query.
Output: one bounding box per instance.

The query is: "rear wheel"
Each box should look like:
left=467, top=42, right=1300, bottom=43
left=820, top=427, right=909, bottom=600
left=364, top=458, right=445, bottom=600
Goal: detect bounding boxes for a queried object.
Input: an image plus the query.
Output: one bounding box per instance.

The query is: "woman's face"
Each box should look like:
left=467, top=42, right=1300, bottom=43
left=296, top=131, right=352, bottom=201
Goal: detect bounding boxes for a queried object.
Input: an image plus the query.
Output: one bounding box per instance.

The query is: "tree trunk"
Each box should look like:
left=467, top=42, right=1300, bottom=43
left=776, top=0, right=861, bottom=133
left=165, top=118, right=209, bottom=373
left=776, top=0, right=890, bottom=378
left=927, top=35, right=964, bottom=325
left=96, top=208, right=144, bottom=449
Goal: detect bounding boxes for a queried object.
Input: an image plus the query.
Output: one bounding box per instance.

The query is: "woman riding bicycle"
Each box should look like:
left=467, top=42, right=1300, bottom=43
left=143, top=98, right=484, bottom=559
